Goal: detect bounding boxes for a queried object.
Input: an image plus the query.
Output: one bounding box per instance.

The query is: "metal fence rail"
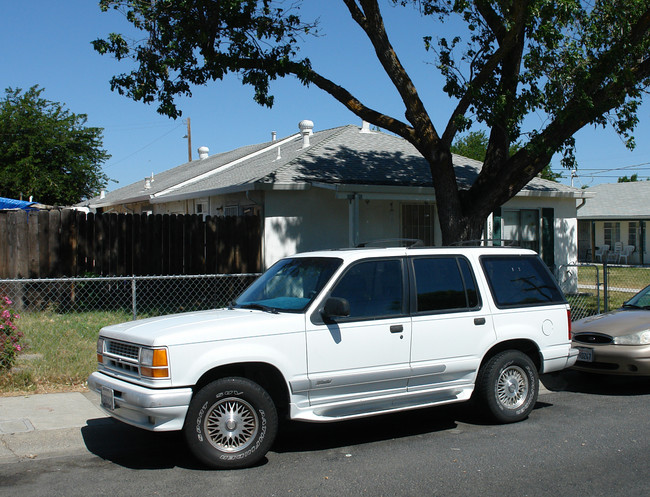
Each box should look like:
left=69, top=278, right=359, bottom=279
left=0, top=273, right=260, bottom=321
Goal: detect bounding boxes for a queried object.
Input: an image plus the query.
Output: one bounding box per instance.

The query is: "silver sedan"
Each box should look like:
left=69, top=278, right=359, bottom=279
left=572, top=284, right=650, bottom=376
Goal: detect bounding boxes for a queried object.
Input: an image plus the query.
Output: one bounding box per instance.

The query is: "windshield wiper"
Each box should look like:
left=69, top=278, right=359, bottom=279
left=238, top=303, right=279, bottom=314
left=622, top=303, right=641, bottom=309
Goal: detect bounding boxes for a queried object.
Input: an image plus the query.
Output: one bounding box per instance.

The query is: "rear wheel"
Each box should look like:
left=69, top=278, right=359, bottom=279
left=184, top=377, right=278, bottom=469
left=475, top=350, right=539, bottom=423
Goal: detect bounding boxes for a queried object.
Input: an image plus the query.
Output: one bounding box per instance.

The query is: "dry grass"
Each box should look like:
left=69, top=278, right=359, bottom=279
left=0, top=310, right=131, bottom=396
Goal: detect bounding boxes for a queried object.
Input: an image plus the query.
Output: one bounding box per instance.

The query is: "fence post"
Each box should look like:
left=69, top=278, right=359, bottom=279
left=131, top=276, right=137, bottom=321
left=603, top=259, right=608, bottom=312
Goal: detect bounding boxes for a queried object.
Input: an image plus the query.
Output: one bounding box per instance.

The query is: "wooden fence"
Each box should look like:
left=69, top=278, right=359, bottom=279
left=0, top=210, right=262, bottom=278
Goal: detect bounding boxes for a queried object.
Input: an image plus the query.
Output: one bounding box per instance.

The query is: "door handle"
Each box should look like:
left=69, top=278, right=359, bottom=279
left=474, top=317, right=486, bottom=326
left=390, top=325, right=404, bottom=333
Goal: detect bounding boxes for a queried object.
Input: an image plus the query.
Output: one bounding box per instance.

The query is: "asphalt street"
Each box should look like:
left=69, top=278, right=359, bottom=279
left=0, top=371, right=648, bottom=497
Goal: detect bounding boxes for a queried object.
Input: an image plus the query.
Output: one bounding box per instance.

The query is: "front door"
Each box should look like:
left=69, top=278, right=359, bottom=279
left=306, top=258, right=411, bottom=406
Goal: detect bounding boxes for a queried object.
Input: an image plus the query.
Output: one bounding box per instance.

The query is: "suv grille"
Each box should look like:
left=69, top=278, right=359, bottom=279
left=573, top=333, right=613, bottom=345
left=103, top=339, right=141, bottom=377
left=107, top=341, right=139, bottom=360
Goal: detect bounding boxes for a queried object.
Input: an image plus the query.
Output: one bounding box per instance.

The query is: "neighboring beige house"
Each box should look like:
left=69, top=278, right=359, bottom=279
left=85, top=120, right=589, bottom=269
left=577, top=181, right=650, bottom=265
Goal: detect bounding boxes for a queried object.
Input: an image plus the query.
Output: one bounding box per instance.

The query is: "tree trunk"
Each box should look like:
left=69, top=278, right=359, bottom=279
left=426, top=149, right=488, bottom=246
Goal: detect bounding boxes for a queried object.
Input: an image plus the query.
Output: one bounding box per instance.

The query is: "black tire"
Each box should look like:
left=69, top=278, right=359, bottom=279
left=474, top=350, right=539, bottom=424
left=184, top=377, right=278, bottom=469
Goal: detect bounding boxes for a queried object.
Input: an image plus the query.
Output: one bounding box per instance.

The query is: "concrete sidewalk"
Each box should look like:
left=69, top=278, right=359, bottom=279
left=0, top=391, right=108, bottom=463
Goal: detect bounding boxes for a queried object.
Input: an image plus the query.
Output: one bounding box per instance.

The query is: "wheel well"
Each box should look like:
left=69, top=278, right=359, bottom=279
left=193, top=363, right=290, bottom=418
left=480, top=340, right=542, bottom=372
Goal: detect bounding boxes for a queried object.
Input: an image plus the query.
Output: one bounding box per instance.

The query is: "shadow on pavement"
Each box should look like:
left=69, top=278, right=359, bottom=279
left=81, top=405, right=467, bottom=469
left=81, top=370, right=649, bottom=470
left=541, top=369, right=650, bottom=396
left=81, top=418, right=202, bottom=470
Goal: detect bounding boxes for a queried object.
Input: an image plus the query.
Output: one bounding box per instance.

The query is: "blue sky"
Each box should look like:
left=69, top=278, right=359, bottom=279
left=2, top=0, right=649, bottom=195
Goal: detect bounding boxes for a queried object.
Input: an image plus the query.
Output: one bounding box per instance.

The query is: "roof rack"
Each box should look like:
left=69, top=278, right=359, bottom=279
left=450, top=239, right=520, bottom=247
left=356, top=238, right=425, bottom=248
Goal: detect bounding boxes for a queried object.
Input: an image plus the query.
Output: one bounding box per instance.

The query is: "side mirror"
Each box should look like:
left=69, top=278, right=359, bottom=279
left=322, top=297, right=350, bottom=319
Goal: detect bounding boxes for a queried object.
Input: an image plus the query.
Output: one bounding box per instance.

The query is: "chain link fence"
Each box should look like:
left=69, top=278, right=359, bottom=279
left=1, top=274, right=260, bottom=320
left=0, top=274, right=259, bottom=380
left=556, top=263, right=650, bottom=321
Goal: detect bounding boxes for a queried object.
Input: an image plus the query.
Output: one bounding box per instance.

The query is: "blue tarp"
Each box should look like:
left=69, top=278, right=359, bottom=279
left=0, top=197, right=37, bottom=210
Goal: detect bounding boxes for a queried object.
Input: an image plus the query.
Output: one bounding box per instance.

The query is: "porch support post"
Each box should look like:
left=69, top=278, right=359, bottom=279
left=348, top=194, right=360, bottom=247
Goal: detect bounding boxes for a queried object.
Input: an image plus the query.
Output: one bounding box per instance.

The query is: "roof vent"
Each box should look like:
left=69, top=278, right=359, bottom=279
left=198, top=146, right=209, bottom=160
left=299, top=119, right=314, bottom=148
left=272, top=131, right=277, bottom=142
left=144, top=177, right=152, bottom=190
left=360, top=120, right=371, bottom=133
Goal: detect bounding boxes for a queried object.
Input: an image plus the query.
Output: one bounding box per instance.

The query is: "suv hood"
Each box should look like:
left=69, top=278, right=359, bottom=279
left=572, top=309, right=650, bottom=337
left=99, top=308, right=306, bottom=346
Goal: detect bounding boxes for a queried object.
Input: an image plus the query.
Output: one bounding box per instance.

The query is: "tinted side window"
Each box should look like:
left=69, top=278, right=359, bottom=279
left=330, top=259, right=404, bottom=319
left=412, top=257, right=480, bottom=312
left=481, top=255, right=565, bottom=308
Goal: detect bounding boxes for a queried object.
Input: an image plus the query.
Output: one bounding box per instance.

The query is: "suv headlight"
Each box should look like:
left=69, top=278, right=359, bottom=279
left=613, top=330, right=650, bottom=345
left=140, top=347, right=170, bottom=378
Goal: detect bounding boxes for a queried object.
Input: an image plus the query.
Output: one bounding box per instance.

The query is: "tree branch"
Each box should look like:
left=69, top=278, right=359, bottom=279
left=343, top=0, right=438, bottom=151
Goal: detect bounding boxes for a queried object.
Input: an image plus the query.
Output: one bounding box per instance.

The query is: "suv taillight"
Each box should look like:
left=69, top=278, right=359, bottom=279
left=567, top=309, right=572, bottom=339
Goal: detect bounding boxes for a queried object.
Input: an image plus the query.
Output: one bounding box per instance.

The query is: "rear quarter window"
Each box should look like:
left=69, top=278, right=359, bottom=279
left=480, top=255, right=565, bottom=308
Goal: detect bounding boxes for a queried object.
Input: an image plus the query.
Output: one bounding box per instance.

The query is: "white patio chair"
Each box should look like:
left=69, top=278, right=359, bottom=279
left=607, top=242, right=623, bottom=263
left=595, top=244, right=609, bottom=262
left=619, top=245, right=634, bottom=264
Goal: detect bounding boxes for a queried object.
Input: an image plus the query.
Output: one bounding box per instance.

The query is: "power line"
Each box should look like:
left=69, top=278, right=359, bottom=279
left=104, top=123, right=184, bottom=169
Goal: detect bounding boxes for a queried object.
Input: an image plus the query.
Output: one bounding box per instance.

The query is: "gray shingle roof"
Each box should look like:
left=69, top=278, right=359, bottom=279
left=577, top=181, right=650, bottom=219
left=89, top=123, right=583, bottom=207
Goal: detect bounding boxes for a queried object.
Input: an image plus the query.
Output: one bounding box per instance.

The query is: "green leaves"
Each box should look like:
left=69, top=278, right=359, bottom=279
left=94, top=0, right=315, bottom=118
left=0, top=86, right=109, bottom=204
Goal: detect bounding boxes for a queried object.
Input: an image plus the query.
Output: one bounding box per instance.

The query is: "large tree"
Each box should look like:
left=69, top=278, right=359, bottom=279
left=451, top=131, right=562, bottom=181
left=93, top=0, right=650, bottom=243
left=0, top=86, right=109, bottom=205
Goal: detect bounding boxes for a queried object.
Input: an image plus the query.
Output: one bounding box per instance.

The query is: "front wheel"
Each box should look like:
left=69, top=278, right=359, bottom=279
left=184, top=377, right=278, bottom=469
left=474, top=350, right=539, bottom=423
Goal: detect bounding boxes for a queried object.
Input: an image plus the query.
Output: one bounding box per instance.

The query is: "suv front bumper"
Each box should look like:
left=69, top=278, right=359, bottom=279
left=88, top=371, right=193, bottom=431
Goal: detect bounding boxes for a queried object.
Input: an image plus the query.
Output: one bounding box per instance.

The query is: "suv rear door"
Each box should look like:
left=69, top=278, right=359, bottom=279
left=408, top=255, right=496, bottom=391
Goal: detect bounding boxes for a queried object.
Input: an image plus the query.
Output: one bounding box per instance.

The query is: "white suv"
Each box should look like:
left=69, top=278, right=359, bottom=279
left=88, top=246, right=578, bottom=469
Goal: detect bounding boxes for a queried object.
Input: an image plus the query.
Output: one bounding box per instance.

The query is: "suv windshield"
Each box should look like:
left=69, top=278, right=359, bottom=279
left=235, top=257, right=343, bottom=312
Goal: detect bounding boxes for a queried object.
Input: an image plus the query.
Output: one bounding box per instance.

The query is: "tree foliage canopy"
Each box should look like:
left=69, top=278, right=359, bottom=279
left=0, top=86, right=110, bottom=205
left=94, top=0, right=650, bottom=243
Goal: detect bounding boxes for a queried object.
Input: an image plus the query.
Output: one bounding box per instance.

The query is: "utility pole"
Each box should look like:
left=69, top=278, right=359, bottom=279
left=185, top=117, right=192, bottom=162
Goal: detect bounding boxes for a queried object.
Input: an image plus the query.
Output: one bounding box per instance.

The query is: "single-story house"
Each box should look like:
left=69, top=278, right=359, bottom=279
left=577, top=181, right=649, bottom=265
left=85, top=120, right=588, bottom=270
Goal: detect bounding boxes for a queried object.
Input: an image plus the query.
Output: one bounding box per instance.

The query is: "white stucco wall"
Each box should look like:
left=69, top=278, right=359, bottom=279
left=263, top=189, right=400, bottom=268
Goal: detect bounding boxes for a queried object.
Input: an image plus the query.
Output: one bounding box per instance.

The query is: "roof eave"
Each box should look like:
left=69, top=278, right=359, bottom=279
left=149, top=181, right=312, bottom=204
left=88, top=193, right=153, bottom=208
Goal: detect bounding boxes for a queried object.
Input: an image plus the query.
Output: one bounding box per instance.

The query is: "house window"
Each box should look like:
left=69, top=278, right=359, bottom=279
left=502, top=209, right=540, bottom=253
left=402, top=204, right=435, bottom=246
left=224, top=205, right=239, bottom=217
left=604, top=222, right=620, bottom=246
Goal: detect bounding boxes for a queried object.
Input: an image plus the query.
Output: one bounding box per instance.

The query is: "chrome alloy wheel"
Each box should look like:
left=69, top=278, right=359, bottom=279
left=496, top=365, right=529, bottom=409
left=204, top=397, right=259, bottom=452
